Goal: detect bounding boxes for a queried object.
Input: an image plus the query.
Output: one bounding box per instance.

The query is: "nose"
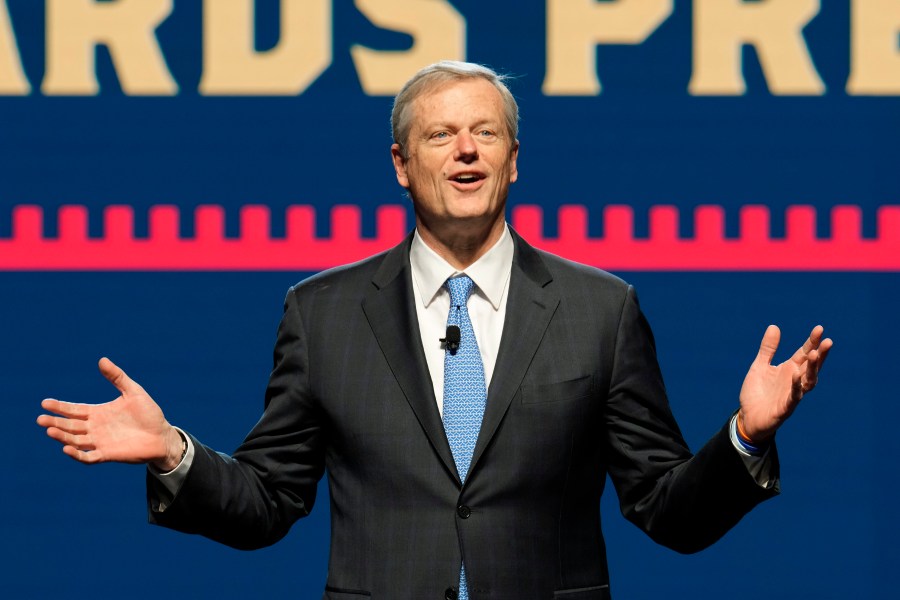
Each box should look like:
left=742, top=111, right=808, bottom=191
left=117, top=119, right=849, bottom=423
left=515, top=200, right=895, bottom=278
left=454, top=130, right=478, bottom=163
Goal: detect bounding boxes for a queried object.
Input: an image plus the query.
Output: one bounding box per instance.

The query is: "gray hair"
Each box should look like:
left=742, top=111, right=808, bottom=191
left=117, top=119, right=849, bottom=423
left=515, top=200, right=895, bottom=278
left=391, top=61, right=519, bottom=158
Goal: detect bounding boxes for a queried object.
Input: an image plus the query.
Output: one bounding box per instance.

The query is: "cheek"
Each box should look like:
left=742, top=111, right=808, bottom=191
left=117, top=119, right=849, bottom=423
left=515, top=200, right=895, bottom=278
left=410, top=158, right=440, bottom=179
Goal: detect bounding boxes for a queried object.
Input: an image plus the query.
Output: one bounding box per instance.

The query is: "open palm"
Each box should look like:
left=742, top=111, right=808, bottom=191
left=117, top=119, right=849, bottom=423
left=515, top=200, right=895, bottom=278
left=738, top=325, right=832, bottom=442
left=37, top=357, right=179, bottom=468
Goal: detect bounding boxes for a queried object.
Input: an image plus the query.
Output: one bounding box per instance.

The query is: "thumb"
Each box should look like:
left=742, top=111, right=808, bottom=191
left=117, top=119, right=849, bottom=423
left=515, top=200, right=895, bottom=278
left=755, top=325, right=781, bottom=366
left=98, top=357, right=139, bottom=395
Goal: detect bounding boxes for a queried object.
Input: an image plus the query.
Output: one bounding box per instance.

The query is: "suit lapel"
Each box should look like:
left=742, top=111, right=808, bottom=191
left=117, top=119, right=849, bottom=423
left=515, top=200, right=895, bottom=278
left=361, top=235, right=460, bottom=484
left=470, top=230, right=560, bottom=477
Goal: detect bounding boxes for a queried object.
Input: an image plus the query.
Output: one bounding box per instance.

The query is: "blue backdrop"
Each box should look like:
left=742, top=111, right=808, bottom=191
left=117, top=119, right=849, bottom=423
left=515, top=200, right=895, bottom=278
left=3, top=1, right=898, bottom=598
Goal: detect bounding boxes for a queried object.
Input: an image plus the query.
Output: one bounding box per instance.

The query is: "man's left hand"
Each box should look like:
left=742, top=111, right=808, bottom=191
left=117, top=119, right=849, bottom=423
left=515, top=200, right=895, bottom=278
left=738, top=325, right=833, bottom=444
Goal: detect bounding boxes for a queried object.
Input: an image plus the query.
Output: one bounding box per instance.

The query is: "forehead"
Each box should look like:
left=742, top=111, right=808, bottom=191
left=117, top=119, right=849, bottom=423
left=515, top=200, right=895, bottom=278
left=409, top=78, right=505, bottom=130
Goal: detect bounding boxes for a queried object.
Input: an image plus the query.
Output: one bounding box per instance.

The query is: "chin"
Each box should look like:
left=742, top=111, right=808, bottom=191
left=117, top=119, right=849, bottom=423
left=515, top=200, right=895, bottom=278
left=447, top=196, right=500, bottom=217
left=445, top=207, right=497, bottom=224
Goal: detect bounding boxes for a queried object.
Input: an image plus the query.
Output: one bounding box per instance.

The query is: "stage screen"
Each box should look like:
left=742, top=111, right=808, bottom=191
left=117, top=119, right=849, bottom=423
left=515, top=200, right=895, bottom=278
left=3, top=1, right=898, bottom=598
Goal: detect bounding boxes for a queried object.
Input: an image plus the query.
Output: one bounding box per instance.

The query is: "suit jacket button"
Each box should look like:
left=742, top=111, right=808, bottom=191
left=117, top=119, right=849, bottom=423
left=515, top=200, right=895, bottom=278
left=457, top=505, right=471, bottom=519
left=445, top=587, right=459, bottom=600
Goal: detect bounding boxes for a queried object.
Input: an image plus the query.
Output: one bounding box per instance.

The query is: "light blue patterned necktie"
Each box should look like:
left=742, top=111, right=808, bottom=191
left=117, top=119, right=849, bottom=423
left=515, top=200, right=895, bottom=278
left=442, top=275, right=487, bottom=600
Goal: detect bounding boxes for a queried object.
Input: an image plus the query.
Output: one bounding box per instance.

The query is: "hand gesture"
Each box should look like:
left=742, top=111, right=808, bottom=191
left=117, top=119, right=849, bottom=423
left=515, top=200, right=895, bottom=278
left=738, top=325, right=833, bottom=443
left=37, top=358, right=184, bottom=471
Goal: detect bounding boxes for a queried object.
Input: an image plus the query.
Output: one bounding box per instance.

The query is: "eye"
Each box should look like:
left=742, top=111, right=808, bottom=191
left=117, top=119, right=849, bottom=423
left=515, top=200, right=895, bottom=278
left=477, top=129, right=497, bottom=138
left=431, top=131, right=450, bottom=140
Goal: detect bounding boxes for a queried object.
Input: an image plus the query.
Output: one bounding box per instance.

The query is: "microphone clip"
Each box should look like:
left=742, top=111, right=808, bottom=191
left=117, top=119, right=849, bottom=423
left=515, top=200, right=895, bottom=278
left=441, top=325, right=461, bottom=354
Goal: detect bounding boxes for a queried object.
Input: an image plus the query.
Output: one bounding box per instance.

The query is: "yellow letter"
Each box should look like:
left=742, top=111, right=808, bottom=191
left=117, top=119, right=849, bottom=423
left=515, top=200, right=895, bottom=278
left=0, top=0, right=29, bottom=94
left=42, top=0, right=177, bottom=95
left=690, top=0, right=825, bottom=95
left=200, top=0, right=331, bottom=95
left=351, top=0, right=465, bottom=96
left=847, top=0, right=900, bottom=95
left=543, top=0, right=673, bottom=95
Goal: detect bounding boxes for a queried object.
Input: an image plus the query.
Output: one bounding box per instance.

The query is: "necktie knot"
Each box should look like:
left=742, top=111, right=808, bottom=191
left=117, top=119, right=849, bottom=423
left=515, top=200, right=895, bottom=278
left=446, top=275, right=475, bottom=308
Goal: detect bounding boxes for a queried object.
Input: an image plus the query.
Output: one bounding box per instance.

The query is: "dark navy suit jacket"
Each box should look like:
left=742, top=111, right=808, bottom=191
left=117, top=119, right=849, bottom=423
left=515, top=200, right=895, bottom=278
left=149, top=230, right=778, bottom=599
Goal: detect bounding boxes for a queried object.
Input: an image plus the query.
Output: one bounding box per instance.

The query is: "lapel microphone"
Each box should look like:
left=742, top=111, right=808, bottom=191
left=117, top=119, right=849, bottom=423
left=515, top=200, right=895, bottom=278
left=441, top=325, right=461, bottom=353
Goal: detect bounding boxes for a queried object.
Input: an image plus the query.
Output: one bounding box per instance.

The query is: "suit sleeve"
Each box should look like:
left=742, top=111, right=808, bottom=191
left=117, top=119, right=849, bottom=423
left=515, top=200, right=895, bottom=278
left=147, top=288, right=327, bottom=550
left=603, top=285, right=779, bottom=554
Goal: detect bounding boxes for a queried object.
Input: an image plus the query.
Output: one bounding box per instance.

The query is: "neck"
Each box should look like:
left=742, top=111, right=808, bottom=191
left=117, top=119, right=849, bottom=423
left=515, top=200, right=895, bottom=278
left=415, top=218, right=505, bottom=270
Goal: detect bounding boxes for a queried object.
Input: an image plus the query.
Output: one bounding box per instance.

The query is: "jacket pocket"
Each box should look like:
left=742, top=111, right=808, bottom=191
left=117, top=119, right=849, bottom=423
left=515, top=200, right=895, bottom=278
left=521, top=374, right=593, bottom=405
left=553, top=584, right=610, bottom=599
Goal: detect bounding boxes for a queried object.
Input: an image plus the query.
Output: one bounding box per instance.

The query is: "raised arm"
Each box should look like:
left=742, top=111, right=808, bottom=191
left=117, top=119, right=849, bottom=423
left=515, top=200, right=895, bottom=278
left=738, top=324, right=833, bottom=444
left=37, top=357, right=184, bottom=471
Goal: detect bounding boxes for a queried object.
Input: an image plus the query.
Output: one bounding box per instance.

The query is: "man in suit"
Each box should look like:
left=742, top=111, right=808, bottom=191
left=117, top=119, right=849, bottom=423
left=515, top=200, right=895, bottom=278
left=38, top=61, right=832, bottom=599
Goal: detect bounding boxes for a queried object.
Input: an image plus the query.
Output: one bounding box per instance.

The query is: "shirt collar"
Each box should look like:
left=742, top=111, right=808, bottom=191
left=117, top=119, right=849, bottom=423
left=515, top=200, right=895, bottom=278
left=410, top=224, right=514, bottom=311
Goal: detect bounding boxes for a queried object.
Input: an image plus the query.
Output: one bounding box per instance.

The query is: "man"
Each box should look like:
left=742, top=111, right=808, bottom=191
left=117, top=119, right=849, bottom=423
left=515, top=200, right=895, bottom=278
left=38, top=61, right=832, bottom=600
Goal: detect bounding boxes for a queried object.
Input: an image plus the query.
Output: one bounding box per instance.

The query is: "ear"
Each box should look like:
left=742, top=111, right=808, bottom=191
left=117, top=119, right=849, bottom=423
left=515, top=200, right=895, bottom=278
left=509, top=139, right=519, bottom=184
left=391, top=144, right=410, bottom=189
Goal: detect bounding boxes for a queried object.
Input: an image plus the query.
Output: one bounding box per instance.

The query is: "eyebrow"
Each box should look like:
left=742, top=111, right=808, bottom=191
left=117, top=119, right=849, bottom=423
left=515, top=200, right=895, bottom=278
left=419, top=118, right=501, bottom=133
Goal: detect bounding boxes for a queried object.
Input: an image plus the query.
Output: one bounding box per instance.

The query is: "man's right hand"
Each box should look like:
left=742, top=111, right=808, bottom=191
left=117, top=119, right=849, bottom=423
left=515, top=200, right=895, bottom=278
left=37, top=357, right=184, bottom=472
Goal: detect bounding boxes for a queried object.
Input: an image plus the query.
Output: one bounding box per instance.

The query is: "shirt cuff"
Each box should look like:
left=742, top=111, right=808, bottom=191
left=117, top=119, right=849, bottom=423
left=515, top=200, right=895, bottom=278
left=729, top=414, right=778, bottom=490
left=147, top=426, right=195, bottom=512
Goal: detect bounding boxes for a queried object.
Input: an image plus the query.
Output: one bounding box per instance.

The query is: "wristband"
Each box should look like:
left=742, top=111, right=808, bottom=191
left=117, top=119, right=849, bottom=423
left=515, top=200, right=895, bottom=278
left=736, top=413, right=769, bottom=455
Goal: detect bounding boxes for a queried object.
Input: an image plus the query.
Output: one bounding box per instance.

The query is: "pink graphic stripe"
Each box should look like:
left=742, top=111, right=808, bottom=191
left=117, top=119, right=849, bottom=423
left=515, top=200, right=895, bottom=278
left=1, top=203, right=898, bottom=271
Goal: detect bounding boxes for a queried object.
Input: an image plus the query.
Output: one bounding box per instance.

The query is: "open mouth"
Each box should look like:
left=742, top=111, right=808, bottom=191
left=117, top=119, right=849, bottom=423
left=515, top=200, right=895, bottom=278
left=451, top=173, right=485, bottom=184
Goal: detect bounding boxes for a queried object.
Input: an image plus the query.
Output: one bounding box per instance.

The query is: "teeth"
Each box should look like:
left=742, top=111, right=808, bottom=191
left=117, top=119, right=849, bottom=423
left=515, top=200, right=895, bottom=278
left=455, top=174, right=479, bottom=182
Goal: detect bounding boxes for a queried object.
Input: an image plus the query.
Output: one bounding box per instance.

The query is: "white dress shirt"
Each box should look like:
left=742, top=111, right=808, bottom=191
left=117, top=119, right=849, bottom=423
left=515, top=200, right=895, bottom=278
left=409, top=225, right=513, bottom=415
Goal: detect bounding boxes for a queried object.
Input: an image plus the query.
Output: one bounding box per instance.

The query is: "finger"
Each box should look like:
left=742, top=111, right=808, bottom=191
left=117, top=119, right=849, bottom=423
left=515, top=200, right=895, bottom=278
left=816, top=337, right=833, bottom=372
left=791, top=372, right=805, bottom=400
left=61, top=445, right=104, bottom=464
left=36, top=414, right=88, bottom=435
left=802, top=337, right=834, bottom=391
left=802, top=348, right=820, bottom=391
left=39, top=398, right=90, bottom=419
left=98, top=357, right=139, bottom=395
left=791, top=325, right=825, bottom=366
left=807, top=325, right=824, bottom=347
left=45, top=426, right=96, bottom=451
left=755, top=325, right=781, bottom=366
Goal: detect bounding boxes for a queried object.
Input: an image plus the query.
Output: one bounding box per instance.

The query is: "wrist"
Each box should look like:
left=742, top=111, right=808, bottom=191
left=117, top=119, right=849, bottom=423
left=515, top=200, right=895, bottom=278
left=736, top=412, right=771, bottom=454
left=152, top=426, right=187, bottom=472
